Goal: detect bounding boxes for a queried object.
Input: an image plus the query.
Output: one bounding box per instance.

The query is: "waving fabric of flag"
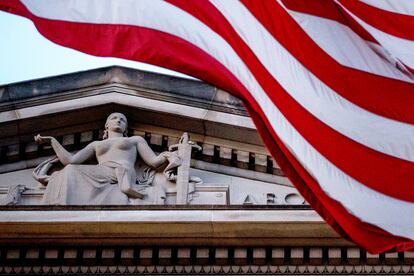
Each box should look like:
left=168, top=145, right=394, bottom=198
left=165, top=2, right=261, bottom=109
left=1, top=0, right=414, bottom=253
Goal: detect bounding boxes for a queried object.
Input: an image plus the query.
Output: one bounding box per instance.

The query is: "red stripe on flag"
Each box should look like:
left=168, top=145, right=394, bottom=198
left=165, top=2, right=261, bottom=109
left=282, top=0, right=347, bottom=24
left=0, top=0, right=30, bottom=19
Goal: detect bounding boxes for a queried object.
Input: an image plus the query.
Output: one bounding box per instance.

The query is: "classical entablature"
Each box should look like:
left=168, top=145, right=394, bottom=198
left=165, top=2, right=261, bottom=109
left=0, top=67, right=411, bottom=275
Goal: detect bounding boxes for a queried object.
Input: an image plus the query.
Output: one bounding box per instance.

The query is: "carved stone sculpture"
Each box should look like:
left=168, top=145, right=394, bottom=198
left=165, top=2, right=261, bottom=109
left=169, top=133, right=201, bottom=204
left=32, top=112, right=196, bottom=205
left=0, top=184, right=27, bottom=205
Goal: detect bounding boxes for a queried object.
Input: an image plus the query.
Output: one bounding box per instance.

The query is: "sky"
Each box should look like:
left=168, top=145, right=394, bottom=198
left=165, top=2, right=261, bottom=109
left=0, top=11, right=191, bottom=86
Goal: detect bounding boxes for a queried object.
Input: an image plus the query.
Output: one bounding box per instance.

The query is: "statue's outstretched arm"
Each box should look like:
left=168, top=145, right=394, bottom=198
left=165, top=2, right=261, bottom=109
left=34, top=134, right=95, bottom=165
left=135, top=136, right=168, bottom=168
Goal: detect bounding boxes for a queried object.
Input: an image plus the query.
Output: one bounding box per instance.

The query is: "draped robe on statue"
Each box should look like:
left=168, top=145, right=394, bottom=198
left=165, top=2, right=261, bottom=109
left=38, top=155, right=181, bottom=205
left=42, top=163, right=134, bottom=205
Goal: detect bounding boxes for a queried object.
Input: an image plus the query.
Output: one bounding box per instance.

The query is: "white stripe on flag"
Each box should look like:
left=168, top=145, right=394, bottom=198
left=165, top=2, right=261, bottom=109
left=360, top=0, right=414, bottom=16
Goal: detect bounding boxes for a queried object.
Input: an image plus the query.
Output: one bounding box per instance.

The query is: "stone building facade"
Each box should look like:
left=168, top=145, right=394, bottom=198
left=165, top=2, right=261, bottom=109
left=0, top=67, right=412, bottom=275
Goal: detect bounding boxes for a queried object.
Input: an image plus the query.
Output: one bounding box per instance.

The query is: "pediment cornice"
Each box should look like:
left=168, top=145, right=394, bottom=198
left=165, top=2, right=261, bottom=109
left=0, top=66, right=246, bottom=116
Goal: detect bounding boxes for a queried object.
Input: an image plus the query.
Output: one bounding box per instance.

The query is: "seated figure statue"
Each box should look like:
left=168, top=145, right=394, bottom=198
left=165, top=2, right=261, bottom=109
left=34, top=112, right=177, bottom=205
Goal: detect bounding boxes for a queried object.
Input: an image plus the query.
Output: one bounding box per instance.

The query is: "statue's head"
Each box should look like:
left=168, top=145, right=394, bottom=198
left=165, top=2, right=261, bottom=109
left=103, top=112, right=128, bottom=139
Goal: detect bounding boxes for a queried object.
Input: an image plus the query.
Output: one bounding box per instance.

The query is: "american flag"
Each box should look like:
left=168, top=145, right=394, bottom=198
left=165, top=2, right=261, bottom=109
left=1, top=0, right=414, bottom=253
